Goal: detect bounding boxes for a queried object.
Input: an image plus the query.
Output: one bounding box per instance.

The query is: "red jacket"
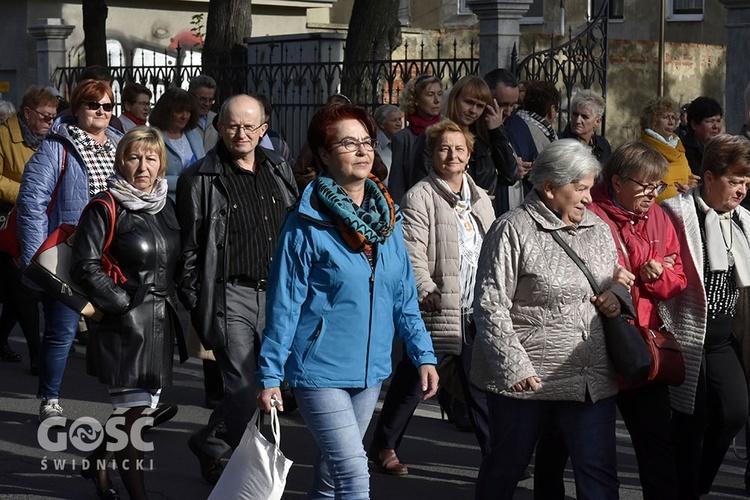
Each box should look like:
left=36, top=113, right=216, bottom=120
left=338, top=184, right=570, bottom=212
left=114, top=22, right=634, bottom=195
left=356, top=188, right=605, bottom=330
left=588, top=182, right=687, bottom=330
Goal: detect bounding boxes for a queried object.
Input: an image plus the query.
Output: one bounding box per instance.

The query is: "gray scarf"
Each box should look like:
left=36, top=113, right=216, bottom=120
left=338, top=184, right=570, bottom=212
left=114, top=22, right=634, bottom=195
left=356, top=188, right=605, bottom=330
left=106, top=173, right=168, bottom=215
left=17, top=112, right=42, bottom=150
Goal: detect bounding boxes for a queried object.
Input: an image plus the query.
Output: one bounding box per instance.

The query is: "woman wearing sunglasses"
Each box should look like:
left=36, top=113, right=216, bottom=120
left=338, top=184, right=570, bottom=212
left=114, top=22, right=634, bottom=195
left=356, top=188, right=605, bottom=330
left=17, top=78, right=123, bottom=422
left=639, top=97, right=698, bottom=203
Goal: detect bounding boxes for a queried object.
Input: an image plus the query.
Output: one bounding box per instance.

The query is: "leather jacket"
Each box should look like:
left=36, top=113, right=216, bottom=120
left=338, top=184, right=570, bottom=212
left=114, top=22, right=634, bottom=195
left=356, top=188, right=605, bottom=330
left=71, top=192, right=185, bottom=388
left=175, top=144, right=298, bottom=350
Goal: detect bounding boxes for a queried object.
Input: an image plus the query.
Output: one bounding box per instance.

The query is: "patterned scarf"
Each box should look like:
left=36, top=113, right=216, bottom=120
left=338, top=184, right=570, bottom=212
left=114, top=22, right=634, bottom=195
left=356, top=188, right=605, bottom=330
left=407, top=113, right=441, bottom=136
left=315, top=173, right=396, bottom=252
left=107, top=173, right=168, bottom=215
left=517, top=109, right=557, bottom=144
left=17, top=112, right=43, bottom=150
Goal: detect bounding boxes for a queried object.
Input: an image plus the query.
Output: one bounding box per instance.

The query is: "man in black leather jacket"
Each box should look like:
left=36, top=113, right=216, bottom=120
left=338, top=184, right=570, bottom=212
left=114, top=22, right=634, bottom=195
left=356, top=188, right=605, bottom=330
left=176, top=94, right=298, bottom=485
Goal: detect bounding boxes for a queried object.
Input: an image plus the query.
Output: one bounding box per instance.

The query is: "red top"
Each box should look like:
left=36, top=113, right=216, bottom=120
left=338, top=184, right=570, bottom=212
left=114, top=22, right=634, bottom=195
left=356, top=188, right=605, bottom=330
left=588, top=182, right=687, bottom=330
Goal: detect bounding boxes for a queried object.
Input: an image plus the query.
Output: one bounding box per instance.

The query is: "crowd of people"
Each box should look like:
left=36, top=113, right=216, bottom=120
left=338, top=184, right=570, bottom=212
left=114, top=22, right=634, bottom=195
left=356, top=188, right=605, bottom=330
left=2, top=64, right=750, bottom=500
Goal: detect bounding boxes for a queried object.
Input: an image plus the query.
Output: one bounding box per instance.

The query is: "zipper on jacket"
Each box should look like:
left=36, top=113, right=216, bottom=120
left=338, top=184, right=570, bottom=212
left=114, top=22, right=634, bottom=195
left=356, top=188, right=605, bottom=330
left=301, top=320, right=323, bottom=364
left=365, top=264, right=375, bottom=386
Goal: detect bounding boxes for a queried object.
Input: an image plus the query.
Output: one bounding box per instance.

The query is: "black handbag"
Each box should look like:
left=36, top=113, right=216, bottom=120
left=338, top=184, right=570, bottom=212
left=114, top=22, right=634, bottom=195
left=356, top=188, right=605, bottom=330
left=550, top=231, right=651, bottom=387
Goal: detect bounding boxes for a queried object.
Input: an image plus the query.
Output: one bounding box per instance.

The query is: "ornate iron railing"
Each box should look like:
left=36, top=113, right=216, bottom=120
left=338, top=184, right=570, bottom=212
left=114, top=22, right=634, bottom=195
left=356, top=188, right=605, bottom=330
left=53, top=37, right=478, bottom=158
left=512, top=0, right=609, bottom=133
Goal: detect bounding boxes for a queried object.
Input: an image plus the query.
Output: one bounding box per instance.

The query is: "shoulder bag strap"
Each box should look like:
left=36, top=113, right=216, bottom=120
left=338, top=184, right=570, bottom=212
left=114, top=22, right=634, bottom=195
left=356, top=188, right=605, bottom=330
left=46, top=144, right=68, bottom=216
left=549, top=230, right=602, bottom=295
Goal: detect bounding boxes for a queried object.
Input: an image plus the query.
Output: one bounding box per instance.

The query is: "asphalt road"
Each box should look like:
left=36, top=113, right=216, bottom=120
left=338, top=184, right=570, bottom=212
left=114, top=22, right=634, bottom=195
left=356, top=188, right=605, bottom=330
left=0, top=328, right=749, bottom=499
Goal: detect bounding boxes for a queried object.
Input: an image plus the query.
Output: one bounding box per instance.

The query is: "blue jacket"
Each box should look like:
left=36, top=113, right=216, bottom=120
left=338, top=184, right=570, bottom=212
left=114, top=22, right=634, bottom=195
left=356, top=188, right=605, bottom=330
left=162, top=127, right=205, bottom=198
left=17, top=118, right=123, bottom=266
left=256, top=180, right=437, bottom=389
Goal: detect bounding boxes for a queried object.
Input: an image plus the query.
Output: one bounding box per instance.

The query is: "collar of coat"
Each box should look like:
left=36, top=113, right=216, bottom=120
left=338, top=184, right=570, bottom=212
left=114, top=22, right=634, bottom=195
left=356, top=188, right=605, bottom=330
left=523, top=188, right=600, bottom=232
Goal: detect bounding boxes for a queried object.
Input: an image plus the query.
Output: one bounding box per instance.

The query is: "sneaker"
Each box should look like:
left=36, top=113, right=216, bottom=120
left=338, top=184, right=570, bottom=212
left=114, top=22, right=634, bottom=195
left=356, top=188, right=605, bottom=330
left=39, top=399, right=64, bottom=422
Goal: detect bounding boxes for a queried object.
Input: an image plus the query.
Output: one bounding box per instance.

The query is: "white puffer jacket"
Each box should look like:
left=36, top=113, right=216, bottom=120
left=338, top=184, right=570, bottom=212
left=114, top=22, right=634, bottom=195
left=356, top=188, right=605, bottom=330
left=470, top=190, right=619, bottom=402
left=401, top=171, right=496, bottom=355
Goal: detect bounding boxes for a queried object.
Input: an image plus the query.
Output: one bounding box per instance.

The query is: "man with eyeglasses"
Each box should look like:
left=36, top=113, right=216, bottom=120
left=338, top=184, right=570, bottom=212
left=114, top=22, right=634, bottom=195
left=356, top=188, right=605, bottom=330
left=118, top=82, right=152, bottom=132
left=0, top=85, right=59, bottom=371
left=188, top=75, right=219, bottom=151
left=176, top=94, right=298, bottom=485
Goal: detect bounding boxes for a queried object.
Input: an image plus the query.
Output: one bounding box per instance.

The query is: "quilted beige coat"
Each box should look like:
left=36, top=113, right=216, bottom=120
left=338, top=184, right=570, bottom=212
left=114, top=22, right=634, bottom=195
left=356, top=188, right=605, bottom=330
left=470, top=190, right=619, bottom=402
left=401, top=171, right=496, bottom=355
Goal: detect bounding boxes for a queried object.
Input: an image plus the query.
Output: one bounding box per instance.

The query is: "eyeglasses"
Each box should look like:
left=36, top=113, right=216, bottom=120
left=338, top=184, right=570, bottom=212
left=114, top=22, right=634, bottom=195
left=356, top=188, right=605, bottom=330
left=330, top=138, right=378, bottom=152
left=625, top=178, right=668, bottom=196
left=222, top=123, right=264, bottom=135
left=195, top=97, right=215, bottom=105
left=134, top=100, right=151, bottom=108
left=85, top=101, right=114, bottom=112
left=659, top=115, right=677, bottom=122
left=28, top=108, right=56, bottom=123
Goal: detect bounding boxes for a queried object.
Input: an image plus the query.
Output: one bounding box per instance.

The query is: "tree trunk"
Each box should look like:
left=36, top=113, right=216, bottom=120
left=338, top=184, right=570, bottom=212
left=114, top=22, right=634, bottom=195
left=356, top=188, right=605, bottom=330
left=82, top=0, right=108, bottom=67
left=342, top=0, right=402, bottom=106
left=203, top=0, right=252, bottom=101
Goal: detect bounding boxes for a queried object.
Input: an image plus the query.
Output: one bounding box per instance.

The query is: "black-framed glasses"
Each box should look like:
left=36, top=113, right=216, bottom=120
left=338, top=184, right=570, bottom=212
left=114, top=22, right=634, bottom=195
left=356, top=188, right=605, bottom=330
left=222, top=123, right=264, bottom=135
left=28, top=108, right=56, bottom=123
left=330, top=138, right=378, bottom=152
left=85, top=101, right=114, bottom=112
left=625, top=178, right=668, bottom=196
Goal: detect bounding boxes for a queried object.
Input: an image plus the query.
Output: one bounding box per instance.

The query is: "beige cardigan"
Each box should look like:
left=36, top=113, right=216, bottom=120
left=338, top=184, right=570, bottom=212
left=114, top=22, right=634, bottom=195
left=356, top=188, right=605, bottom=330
left=400, top=171, right=495, bottom=355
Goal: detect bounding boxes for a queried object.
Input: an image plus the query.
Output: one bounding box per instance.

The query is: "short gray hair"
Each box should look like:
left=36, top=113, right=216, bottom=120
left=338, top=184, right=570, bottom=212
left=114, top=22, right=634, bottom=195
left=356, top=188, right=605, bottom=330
left=528, top=138, right=602, bottom=190
left=189, top=74, right=217, bottom=93
left=0, top=101, right=15, bottom=123
left=571, top=89, right=606, bottom=118
left=373, top=104, right=400, bottom=127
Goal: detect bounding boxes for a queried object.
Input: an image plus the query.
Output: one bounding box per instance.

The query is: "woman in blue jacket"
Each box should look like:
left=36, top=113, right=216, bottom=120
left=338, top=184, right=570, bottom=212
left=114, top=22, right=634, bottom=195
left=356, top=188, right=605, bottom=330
left=148, top=88, right=205, bottom=198
left=17, top=79, right=123, bottom=422
left=256, top=104, right=438, bottom=499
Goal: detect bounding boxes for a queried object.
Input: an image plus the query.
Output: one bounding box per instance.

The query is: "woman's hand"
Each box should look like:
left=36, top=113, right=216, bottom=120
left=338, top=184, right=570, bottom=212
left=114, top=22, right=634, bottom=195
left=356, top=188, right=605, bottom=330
left=663, top=253, right=677, bottom=269
left=484, top=99, right=504, bottom=130
left=257, top=387, right=284, bottom=412
left=591, top=290, right=621, bottom=318
left=420, top=292, right=442, bottom=313
left=510, top=376, right=542, bottom=392
left=418, top=364, right=439, bottom=400
left=613, top=266, right=636, bottom=292
left=638, top=259, right=663, bottom=283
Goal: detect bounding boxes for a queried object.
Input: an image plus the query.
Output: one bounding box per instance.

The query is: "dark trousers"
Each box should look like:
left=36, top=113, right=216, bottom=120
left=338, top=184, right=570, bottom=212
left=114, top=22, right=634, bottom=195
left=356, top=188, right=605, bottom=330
left=192, top=283, right=264, bottom=458
left=672, top=316, right=748, bottom=498
left=476, top=393, right=618, bottom=500
left=371, top=319, right=491, bottom=456
left=534, top=385, right=680, bottom=500
left=0, top=252, right=40, bottom=360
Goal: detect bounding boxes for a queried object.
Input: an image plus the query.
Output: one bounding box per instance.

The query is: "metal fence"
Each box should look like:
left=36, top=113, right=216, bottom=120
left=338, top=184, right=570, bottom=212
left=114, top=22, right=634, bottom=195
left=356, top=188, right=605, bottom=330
left=53, top=5, right=609, bottom=159
left=53, top=37, right=479, bottom=159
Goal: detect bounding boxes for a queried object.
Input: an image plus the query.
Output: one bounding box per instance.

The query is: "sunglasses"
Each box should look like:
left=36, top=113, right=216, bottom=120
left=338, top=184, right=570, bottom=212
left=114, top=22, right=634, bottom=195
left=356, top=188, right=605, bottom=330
left=85, top=101, right=114, bottom=112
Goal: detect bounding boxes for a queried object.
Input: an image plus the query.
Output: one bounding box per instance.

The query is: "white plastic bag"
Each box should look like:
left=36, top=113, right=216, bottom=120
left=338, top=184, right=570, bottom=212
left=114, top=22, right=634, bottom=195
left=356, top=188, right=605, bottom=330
left=208, top=407, right=293, bottom=500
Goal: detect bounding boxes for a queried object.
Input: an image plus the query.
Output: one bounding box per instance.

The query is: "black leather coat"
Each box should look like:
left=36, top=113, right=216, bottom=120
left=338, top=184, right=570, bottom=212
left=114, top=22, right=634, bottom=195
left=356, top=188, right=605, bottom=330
left=175, top=144, right=298, bottom=350
left=71, top=192, right=185, bottom=388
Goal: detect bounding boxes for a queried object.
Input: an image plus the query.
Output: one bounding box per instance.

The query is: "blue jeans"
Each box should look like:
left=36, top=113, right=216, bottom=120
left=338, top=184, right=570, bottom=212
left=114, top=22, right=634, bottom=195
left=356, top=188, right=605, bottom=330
left=294, top=384, right=382, bottom=499
left=38, top=296, right=81, bottom=400
left=475, top=392, right=618, bottom=500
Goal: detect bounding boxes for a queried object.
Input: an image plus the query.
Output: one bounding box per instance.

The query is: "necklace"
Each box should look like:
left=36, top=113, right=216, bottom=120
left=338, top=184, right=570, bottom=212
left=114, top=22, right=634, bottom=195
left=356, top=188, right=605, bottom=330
left=720, top=214, right=734, bottom=267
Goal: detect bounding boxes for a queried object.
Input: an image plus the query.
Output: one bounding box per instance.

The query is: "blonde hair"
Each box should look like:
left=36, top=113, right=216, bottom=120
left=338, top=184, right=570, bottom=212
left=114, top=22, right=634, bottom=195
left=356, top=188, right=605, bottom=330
left=446, top=76, right=493, bottom=145
left=640, top=97, right=677, bottom=131
left=114, top=126, right=168, bottom=179
left=425, top=118, right=475, bottom=157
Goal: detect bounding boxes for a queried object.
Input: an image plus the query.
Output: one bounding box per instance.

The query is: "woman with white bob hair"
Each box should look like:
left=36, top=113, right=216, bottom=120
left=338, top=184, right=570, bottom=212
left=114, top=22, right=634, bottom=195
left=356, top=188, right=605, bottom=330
left=472, top=138, right=623, bottom=499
